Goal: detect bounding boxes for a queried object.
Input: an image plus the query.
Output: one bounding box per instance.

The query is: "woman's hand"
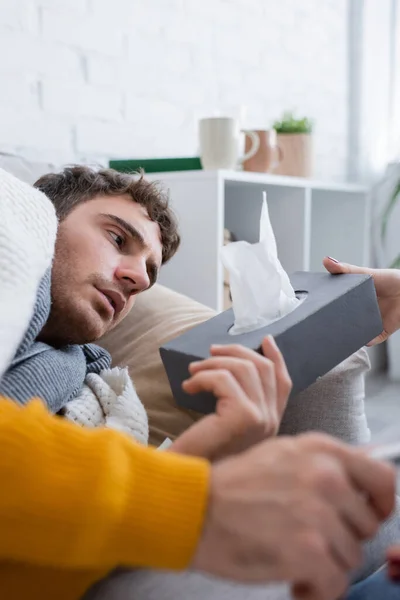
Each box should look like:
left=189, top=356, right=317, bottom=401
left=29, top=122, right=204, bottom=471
left=323, top=256, right=400, bottom=345
left=170, top=336, right=292, bottom=461
left=387, top=546, right=400, bottom=581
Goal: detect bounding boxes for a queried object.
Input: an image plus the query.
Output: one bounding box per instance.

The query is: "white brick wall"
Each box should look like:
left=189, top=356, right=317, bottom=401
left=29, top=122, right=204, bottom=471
left=0, top=0, right=349, bottom=180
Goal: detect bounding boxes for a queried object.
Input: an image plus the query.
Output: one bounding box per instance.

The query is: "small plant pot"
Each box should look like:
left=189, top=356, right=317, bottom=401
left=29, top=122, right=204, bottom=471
left=272, top=133, right=313, bottom=178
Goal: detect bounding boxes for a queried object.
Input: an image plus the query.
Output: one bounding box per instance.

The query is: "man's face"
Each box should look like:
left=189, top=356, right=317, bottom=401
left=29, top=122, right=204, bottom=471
left=40, top=194, right=163, bottom=347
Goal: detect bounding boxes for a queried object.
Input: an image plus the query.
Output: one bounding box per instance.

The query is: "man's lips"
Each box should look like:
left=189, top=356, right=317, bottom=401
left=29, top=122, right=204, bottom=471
left=96, top=288, right=126, bottom=317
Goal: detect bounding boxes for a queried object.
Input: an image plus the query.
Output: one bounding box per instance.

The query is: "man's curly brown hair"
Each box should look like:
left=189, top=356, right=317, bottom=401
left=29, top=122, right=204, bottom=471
left=34, top=166, right=180, bottom=264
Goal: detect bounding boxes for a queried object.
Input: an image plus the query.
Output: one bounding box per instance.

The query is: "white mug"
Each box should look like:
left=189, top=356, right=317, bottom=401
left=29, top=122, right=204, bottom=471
left=199, top=117, right=260, bottom=170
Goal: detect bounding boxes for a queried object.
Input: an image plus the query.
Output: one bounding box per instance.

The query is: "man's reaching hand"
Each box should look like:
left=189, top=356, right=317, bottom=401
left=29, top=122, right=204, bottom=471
left=171, top=335, right=291, bottom=460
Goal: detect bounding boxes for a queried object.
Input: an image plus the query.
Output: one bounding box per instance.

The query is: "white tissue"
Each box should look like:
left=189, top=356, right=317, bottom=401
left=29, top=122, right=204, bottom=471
left=221, top=192, right=300, bottom=335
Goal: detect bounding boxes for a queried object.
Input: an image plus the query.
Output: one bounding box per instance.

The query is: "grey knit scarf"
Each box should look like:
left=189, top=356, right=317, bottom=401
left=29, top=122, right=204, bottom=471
left=0, top=269, right=112, bottom=413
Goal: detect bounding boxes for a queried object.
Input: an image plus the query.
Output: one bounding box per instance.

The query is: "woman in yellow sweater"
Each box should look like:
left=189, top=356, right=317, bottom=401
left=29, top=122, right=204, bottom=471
left=0, top=168, right=396, bottom=600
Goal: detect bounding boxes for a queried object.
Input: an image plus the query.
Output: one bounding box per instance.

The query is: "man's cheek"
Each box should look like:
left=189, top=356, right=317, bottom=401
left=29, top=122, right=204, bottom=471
left=97, top=245, right=121, bottom=272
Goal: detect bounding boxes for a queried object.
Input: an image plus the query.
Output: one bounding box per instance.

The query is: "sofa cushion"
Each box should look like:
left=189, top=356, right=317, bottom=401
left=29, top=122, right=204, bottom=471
left=99, top=284, right=215, bottom=446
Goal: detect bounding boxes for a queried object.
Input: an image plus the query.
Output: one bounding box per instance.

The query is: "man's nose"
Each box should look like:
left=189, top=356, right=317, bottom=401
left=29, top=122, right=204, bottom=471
left=115, top=260, right=150, bottom=294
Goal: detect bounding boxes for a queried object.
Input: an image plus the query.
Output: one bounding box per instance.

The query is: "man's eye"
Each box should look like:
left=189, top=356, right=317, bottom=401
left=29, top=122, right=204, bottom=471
left=109, top=231, right=125, bottom=247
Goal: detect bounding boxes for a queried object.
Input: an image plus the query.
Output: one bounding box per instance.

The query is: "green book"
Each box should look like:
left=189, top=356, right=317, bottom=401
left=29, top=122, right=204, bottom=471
left=109, top=157, right=202, bottom=174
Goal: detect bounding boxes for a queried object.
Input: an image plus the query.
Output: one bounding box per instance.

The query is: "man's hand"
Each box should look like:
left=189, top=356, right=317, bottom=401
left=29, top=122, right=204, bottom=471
left=192, top=432, right=396, bottom=600
left=323, top=256, right=400, bottom=345
left=171, top=336, right=291, bottom=460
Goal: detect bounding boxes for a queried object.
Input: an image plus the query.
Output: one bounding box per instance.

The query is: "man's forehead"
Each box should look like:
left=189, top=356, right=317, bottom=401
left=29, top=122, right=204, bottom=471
left=82, top=193, right=146, bottom=217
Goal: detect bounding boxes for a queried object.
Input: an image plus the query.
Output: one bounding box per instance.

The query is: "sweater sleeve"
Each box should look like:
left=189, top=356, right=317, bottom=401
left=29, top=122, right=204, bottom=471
left=0, top=397, right=209, bottom=571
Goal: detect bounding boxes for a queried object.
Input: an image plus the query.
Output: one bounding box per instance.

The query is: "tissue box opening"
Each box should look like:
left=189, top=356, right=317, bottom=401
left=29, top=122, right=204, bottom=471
left=228, top=290, right=309, bottom=335
left=160, top=273, right=382, bottom=414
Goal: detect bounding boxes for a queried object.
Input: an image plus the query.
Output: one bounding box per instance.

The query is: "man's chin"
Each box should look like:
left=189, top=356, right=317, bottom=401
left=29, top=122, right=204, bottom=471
left=71, top=300, right=114, bottom=343
left=38, top=293, right=113, bottom=346
left=44, top=314, right=109, bottom=347
left=77, top=314, right=110, bottom=344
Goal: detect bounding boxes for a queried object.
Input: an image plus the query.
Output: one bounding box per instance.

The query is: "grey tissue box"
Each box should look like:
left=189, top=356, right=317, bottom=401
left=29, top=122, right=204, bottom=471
left=160, top=272, right=383, bottom=414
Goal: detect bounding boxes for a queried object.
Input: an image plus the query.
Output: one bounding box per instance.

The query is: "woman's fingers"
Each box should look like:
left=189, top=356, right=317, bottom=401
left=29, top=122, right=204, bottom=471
left=387, top=545, right=400, bottom=581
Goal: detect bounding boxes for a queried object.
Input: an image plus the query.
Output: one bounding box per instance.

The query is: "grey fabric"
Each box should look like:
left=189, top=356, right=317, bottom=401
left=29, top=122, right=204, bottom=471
left=83, top=570, right=292, bottom=600
left=0, top=269, right=111, bottom=412
left=279, top=348, right=371, bottom=444
left=82, top=566, right=396, bottom=600
left=83, top=348, right=400, bottom=600
left=346, top=567, right=400, bottom=600
left=354, top=506, right=400, bottom=583
left=279, top=348, right=400, bottom=583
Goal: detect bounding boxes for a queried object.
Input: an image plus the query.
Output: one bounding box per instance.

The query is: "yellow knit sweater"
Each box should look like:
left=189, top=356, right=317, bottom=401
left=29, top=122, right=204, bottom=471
left=0, top=397, right=210, bottom=600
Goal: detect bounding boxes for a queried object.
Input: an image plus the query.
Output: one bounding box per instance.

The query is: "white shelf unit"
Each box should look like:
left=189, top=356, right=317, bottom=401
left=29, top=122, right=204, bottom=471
left=146, top=170, right=369, bottom=312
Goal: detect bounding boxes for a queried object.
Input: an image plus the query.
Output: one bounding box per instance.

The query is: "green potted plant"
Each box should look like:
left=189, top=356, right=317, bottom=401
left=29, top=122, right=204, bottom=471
left=272, top=111, right=314, bottom=178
